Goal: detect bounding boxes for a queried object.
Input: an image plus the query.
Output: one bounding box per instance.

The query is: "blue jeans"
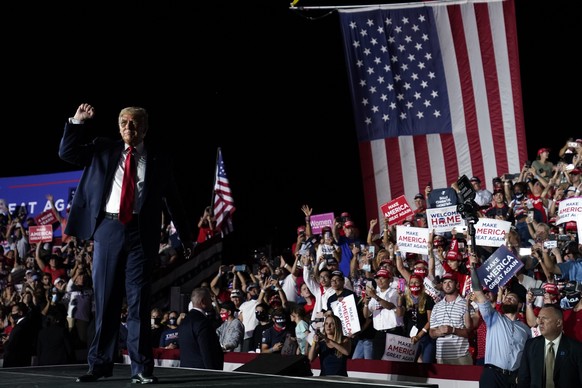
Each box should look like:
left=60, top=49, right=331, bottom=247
left=416, top=334, right=436, bottom=363
left=352, top=338, right=373, bottom=359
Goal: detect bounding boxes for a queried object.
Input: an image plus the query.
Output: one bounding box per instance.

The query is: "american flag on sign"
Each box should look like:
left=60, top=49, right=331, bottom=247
left=213, top=148, right=235, bottom=235
left=338, top=0, right=527, bottom=223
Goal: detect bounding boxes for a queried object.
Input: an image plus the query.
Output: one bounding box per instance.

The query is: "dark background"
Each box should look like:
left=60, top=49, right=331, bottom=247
left=2, top=1, right=577, bottom=263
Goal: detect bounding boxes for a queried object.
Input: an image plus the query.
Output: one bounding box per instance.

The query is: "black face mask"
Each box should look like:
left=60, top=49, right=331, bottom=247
left=514, top=192, right=524, bottom=199
left=120, top=315, right=128, bottom=323
left=11, top=313, right=22, bottom=321
left=255, top=311, right=268, bottom=321
left=168, top=318, right=177, bottom=326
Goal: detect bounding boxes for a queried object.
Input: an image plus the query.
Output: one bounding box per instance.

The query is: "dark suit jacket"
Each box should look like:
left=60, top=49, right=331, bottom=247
left=58, top=122, right=192, bottom=253
left=517, top=334, right=582, bottom=388
left=36, top=324, right=75, bottom=365
left=2, top=317, right=35, bottom=367
left=178, top=309, right=224, bottom=370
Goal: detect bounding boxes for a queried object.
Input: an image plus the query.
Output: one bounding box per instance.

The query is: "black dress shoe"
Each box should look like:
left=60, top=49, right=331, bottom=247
left=131, top=373, right=158, bottom=384
left=76, top=370, right=113, bottom=382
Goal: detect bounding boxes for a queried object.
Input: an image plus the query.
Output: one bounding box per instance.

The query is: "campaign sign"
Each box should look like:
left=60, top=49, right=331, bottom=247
left=427, top=187, right=458, bottom=209
left=381, top=333, right=417, bottom=362
left=380, top=195, right=414, bottom=226
left=330, top=294, right=361, bottom=336
left=425, top=205, right=466, bottom=233
left=476, top=245, right=523, bottom=293
left=395, top=225, right=429, bottom=255
left=557, top=197, right=582, bottom=224
left=309, top=212, right=335, bottom=235
left=34, top=209, right=58, bottom=226
left=29, top=225, right=53, bottom=244
left=474, top=218, right=511, bottom=247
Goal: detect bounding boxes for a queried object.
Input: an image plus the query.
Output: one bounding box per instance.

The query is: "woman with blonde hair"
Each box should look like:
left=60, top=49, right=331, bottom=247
left=400, top=274, right=436, bottom=363
left=308, top=313, right=351, bottom=376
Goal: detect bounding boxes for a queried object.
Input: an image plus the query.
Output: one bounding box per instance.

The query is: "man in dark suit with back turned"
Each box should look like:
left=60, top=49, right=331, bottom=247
left=517, top=304, right=582, bottom=388
left=178, top=287, right=224, bottom=370
left=59, top=103, right=193, bottom=384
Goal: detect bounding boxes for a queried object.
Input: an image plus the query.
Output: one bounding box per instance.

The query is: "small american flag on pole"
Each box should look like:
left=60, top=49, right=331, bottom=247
left=213, top=148, right=235, bottom=235
left=338, top=0, right=527, bottom=223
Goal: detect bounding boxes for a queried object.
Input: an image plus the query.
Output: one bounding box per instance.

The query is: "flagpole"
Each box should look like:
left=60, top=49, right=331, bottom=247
left=211, top=147, right=221, bottom=209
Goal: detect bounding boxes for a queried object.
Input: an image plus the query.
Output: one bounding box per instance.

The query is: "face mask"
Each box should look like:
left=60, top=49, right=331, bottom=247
left=409, top=285, right=422, bottom=295
left=220, top=312, right=229, bottom=322
left=11, top=313, right=22, bottom=321
left=514, top=192, right=524, bottom=199
left=255, top=311, right=268, bottom=321
left=168, top=318, right=177, bottom=326
left=121, top=315, right=128, bottom=323
left=274, top=317, right=286, bottom=326
left=151, top=317, right=161, bottom=325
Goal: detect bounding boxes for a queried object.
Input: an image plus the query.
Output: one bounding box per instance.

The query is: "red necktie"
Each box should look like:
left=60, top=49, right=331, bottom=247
left=119, top=146, right=136, bottom=224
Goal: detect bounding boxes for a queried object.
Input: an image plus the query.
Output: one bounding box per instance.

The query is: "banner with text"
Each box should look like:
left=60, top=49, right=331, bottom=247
left=380, top=195, right=414, bottom=226
left=395, top=225, right=429, bottom=255
left=330, top=294, right=361, bottom=336
left=476, top=245, right=523, bottom=293
left=28, top=225, right=54, bottom=244
left=557, top=197, right=582, bottom=224
left=425, top=205, right=466, bottom=233
left=309, top=212, right=335, bottom=235
left=381, top=333, right=418, bottom=362
left=474, top=218, right=512, bottom=247
left=0, top=170, right=82, bottom=237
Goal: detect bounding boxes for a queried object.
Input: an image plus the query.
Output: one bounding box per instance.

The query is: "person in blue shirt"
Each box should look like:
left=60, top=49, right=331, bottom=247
left=158, top=311, right=179, bottom=349
left=333, top=220, right=360, bottom=279
left=470, top=261, right=531, bottom=388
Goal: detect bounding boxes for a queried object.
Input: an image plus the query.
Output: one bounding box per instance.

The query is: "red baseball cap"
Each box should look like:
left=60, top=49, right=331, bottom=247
left=542, top=283, right=559, bottom=295
left=374, top=269, right=392, bottom=279
left=344, top=220, right=355, bottom=228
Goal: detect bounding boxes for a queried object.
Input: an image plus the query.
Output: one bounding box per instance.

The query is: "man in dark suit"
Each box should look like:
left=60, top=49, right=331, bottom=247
left=59, top=103, right=193, bottom=384
left=517, top=304, right=582, bottom=388
left=2, top=302, right=35, bottom=367
left=178, top=287, right=224, bottom=369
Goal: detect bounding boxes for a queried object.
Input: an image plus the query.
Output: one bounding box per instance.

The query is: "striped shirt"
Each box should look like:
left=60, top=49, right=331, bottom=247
left=429, top=295, right=469, bottom=360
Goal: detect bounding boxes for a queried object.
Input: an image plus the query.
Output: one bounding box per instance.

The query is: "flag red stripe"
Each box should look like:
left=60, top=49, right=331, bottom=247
left=503, top=0, right=528, bottom=167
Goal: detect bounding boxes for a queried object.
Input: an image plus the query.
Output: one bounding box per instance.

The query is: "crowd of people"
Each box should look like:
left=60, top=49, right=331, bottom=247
left=2, top=135, right=582, bottom=386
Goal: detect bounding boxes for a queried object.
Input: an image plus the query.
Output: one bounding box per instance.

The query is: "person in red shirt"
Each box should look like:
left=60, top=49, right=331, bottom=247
left=34, top=243, right=67, bottom=284
left=563, top=296, right=582, bottom=342
left=196, top=206, right=218, bottom=244
left=441, top=240, right=470, bottom=296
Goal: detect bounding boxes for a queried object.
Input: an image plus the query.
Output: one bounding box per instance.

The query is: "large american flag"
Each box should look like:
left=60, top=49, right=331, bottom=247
left=338, top=0, right=527, bottom=223
left=213, top=148, right=235, bottom=235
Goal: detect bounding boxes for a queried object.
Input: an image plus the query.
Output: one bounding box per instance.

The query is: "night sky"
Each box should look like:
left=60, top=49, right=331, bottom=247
left=3, top=1, right=577, bottom=262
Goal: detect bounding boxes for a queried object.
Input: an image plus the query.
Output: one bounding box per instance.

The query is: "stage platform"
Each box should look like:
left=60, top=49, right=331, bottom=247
left=0, top=363, right=439, bottom=388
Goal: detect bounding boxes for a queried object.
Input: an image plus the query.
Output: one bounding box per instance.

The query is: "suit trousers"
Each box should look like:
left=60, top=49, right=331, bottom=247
left=90, top=216, right=154, bottom=376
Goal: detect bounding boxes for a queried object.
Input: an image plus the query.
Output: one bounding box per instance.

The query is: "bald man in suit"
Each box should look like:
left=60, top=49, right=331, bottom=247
left=517, top=304, right=582, bottom=388
left=178, top=287, right=224, bottom=370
